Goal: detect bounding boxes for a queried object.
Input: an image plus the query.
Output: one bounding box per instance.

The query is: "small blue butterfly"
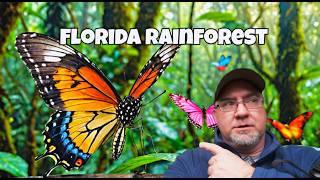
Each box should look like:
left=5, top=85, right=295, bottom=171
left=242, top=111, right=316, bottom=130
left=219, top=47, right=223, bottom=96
left=211, top=55, right=232, bottom=71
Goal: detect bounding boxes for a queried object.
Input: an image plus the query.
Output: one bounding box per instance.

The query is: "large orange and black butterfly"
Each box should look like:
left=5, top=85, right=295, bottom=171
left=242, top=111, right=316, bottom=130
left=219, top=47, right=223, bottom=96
left=15, top=32, right=180, bottom=175
left=267, top=111, right=313, bottom=142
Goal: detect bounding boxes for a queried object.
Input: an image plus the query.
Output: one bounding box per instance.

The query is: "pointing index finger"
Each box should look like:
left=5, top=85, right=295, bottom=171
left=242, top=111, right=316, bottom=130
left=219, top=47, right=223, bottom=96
left=199, top=142, right=224, bottom=155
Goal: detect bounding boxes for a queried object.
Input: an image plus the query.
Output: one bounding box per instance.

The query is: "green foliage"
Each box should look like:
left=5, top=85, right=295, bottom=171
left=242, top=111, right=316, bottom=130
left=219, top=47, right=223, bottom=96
left=0, top=152, right=28, bottom=177
left=108, top=153, right=179, bottom=174
left=1, top=2, right=320, bottom=177
left=223, top=21, right=248, bottom=30
left=196, top=11, right=236, bottom=22
left=299, top=66, right=320, bottom=81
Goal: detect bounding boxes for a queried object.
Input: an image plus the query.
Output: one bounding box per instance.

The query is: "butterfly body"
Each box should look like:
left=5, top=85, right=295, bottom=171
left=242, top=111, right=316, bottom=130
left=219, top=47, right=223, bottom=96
left=169, top=93, right=217, bottom=128
left=117, top=96, right=141, bottom=126
left=216, top=66, right=226, bottom=71
left=112, top=96, right=143, bottom=160
left=268, top=111, right=313, bottom=142
left=16, top=32, right=180, bottom=174
left=201, top=108, right=206, bottom=122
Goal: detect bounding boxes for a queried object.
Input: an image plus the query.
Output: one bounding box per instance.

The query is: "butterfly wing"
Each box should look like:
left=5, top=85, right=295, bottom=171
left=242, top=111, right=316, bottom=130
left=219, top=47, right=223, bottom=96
left=129, top=44, right=180, bottom=99
left=211, top=56, right=223, bottom=68
left=16, top=32, right=122, bottom=172
left=288, top=111, right=313, bottom=139
left=218, top=55, right=232, bottom=67
left=205, top=104, right=217, bottom=128
left=217, top=55, right=226, bottom=64
left=15, top=32, right=121, bottom=111
left=37, top=110, right=119, bottom=171
left=289, top=111, right=313, bottom=129
left=219, top=55, right=231, bottom=67
left=169, top=93, right=204, bottom=128
left=211, top=62, right=219, bottom=67
left=267, top=118, right=292, bottom=141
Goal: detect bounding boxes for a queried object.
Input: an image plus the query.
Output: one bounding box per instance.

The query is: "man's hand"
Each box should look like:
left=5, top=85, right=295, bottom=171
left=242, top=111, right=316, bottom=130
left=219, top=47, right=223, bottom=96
left=199, top=142, right=255, bottom=178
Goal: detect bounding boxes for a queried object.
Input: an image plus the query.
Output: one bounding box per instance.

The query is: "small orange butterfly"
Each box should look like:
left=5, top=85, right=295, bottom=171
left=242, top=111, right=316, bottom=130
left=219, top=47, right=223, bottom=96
left=267, top=111, right=313, bottom=142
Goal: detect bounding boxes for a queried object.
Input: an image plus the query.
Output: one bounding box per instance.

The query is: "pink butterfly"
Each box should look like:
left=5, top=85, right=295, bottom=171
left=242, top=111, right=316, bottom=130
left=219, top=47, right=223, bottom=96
left=169, top=93, right=218, bottom=128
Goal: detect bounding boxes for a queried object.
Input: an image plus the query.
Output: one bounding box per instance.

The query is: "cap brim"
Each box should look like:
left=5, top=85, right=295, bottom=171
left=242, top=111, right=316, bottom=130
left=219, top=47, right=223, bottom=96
left=214, top=68, right=265, bottom=101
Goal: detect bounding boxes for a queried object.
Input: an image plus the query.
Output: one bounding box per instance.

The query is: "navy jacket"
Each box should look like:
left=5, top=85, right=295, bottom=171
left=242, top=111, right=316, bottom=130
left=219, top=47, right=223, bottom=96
left=164, top=130, right=320, bottom=178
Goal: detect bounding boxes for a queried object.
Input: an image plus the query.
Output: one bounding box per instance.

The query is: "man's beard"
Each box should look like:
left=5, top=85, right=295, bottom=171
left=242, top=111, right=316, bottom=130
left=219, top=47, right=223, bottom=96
left=229, top=129, right=263, bottom=146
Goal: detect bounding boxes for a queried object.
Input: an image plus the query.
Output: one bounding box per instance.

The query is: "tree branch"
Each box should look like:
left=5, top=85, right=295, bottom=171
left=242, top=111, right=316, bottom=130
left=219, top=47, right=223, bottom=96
left=176, top=2, right=180, bottom=27
left=203, top=44, right=213, bottom=61
left=250, top=2, right=265, bottom=27
left=25, top=89, right=38, bottom=175
left=255, top=3, right=277, bottom=66
left=241, top=3, right=275, bottom=85
left=260, top=18, right=277, bottom=66
left=19, top=15, right=28, bottom=32
left=246, top=45, right=275, bottom=84
left=186, top=2, right=198, bottom=146
left=66, top=3, right=79, bottom=29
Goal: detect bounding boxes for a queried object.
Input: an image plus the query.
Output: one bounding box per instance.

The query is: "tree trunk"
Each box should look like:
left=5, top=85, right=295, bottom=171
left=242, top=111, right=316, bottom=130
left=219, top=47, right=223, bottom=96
left=186, top=2, right=198, bottom=147
left=102, top=2, right=136, bottom=95
left=103, top=2, right=134, bottom=30
left=102, top=2, right=161, bottom=95
left=0, top=2, right=21, bottom=154
left=81, top=2, right=89, bottom=29
left=45, top=2, right=68, bottom=38
left=240, top=2, right=304, bottom=145
left=24, top=90, right=38, bottom=176
left=0, top=2, right=21, bottom=177
left=275, top=2, right=303, bottom=124
left=122, top=2, right=161, bottom=94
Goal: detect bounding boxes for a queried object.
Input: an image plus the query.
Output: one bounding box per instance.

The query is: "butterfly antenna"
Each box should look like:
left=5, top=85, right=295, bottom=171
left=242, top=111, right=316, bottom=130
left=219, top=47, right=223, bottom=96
left=147, top=133, right=158, bottom=153
left=140, top=121, right=146, bottom=156
left=137, top=122, right=149, bottom=171
left=132, top=120, right=145, bottom=157
left=131, top=116, right=144, bottom=128
left=140, top=125, right=157, bottom=154
left=142, top=90, right=166, bottom=107
left=128, top=130, right=140, bottom=157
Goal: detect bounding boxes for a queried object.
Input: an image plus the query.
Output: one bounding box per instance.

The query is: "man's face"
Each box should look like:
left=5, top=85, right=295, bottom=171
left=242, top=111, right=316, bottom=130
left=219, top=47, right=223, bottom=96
left=214, top=80, right=266, bottom=148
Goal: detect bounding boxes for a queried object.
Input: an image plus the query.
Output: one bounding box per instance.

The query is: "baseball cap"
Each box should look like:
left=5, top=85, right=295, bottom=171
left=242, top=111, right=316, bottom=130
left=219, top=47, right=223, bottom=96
left=214, top=68, right=265, bottom=101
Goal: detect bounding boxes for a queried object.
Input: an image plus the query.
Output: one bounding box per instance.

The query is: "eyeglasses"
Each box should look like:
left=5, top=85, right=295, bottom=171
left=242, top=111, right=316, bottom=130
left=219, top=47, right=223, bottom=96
left=215, top=96, right=264, bottom=112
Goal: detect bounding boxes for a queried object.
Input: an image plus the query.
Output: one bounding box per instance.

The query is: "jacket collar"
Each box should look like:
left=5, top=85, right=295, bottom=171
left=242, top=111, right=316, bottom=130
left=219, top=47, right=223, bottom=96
left=213, top=128, right=281, bottom=161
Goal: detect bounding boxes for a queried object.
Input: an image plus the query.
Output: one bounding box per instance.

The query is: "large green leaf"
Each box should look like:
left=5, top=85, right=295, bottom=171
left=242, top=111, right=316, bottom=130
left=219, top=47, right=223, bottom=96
left=196, top=11, right=236, bottom=22
left=0, top=152, right=28, bottom=177
left=108, top=153, right=179, bottom=174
